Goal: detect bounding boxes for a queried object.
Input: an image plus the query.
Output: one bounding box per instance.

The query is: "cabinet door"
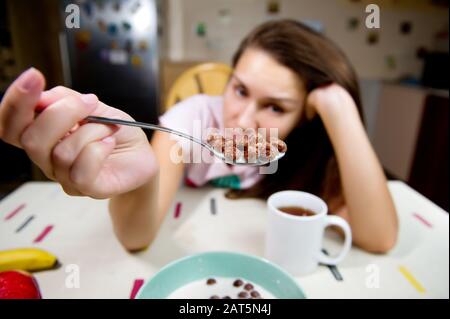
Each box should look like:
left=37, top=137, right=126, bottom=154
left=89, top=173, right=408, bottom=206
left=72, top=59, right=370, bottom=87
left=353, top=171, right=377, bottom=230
left=372, top=84, right=425, bottom=181
left=409, top=94, right=449, bottom=211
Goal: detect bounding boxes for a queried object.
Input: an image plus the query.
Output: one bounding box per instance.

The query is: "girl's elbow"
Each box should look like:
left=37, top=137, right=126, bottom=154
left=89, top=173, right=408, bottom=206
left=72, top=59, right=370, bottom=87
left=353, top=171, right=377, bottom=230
left=362, top=230, right=398, bottom=254
left=115, top=229, right=157, bottom=253
left=375, top=234, right=397, bottom=253
left=376, top=210, right=400, bottom=253
left=122, top=236, right=154, bottom=253
left=363, top=210, right=399, bottom=254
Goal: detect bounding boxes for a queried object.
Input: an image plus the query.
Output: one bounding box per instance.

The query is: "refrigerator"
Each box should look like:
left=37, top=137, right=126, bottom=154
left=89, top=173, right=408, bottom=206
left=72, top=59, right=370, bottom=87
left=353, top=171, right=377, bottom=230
left=59, top=0, right=163, bottom=137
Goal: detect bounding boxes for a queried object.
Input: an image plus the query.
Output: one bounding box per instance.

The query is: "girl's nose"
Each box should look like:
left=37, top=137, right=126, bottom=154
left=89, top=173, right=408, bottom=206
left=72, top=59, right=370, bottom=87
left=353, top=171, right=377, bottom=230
left=237, top=102, right=258, bottom=129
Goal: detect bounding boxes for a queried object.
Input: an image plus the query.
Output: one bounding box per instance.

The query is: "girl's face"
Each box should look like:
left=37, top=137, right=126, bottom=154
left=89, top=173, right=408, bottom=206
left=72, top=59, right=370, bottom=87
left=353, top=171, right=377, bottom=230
left=223, top=48, right=306, bottom=140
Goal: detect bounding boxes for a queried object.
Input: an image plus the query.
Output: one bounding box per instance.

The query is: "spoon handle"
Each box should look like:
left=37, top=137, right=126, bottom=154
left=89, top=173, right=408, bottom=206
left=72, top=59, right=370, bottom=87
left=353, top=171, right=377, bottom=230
left=86, top=116, right=208, bottom=147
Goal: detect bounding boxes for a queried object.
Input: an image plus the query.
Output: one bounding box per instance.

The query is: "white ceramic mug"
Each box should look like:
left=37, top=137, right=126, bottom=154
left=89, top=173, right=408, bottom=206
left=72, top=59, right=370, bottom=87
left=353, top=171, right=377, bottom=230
left=265, top=191, right=352, bottom=276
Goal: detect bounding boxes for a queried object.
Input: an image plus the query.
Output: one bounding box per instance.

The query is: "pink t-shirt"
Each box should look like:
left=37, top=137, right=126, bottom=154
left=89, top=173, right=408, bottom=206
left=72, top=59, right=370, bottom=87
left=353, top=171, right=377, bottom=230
left=158, top=94, right=263, bottom=189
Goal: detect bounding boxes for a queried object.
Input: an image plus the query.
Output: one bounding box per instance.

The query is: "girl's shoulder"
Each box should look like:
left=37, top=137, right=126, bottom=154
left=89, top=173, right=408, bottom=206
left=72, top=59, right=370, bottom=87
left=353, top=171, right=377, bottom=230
left=165, top=94, right=223, bottom=115
left=159, top=94, right=223, bottom=129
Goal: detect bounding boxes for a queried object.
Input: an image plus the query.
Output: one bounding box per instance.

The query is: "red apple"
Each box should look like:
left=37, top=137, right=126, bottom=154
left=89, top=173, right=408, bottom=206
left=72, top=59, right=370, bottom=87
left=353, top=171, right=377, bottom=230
left=0, top=270, right=42, bottom=299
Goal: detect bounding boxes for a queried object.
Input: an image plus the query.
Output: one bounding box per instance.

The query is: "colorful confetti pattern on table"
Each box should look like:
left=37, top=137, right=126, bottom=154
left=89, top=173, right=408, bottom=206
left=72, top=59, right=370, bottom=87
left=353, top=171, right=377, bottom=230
left=412, top=213, right=433, bottom=228
left=399, top=266, right=426, bottom=294
left=33, top=225, right=54, bottom=243
left=322, top=249, right=343, bottom=281
left=4, top=203, right=26, bottom=221
left=130, top=279, right=144, bottom=299
left=210, top=198, right=217, bottom=215
left=174, top=202, right=182, bottom=219
left=16, top=215, right=35, bottom=233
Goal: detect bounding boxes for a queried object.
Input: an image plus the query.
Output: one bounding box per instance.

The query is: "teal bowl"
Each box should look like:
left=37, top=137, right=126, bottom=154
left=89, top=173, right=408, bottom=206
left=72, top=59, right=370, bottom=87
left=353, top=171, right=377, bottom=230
left=136, top=251, right=306, bottom=299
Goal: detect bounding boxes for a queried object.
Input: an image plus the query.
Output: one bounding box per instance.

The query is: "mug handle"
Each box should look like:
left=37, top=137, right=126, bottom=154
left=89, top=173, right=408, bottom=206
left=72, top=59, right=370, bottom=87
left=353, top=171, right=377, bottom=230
left=317, top=215, right=352, bottom=265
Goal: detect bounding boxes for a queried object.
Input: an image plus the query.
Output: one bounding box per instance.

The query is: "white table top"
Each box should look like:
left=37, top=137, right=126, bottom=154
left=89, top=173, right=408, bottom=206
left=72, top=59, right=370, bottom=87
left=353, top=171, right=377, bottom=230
left=0, top=181, right=448, bottom=299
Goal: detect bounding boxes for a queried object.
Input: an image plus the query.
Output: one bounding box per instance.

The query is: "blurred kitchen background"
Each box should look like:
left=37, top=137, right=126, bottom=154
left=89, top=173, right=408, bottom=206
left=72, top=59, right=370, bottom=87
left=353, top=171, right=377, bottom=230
left=0, top=0, right=448, bottom=210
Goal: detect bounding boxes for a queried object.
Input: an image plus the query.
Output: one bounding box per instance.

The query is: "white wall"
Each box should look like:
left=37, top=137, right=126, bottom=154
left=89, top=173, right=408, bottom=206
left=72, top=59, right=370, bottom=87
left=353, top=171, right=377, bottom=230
left=167, top=0, right=448, bottom=80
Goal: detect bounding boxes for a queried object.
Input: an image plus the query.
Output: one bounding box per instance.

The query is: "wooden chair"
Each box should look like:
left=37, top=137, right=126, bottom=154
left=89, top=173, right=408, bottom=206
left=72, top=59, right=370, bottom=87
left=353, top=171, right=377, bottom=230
left=164, top=62, right=232, bottom=111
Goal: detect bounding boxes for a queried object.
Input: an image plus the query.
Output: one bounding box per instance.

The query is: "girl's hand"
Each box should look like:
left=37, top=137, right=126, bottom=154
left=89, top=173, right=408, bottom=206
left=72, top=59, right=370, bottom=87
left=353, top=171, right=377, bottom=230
left=305, top=83, right=358, bottom=120
left=0, top=68, right=158, bottom=199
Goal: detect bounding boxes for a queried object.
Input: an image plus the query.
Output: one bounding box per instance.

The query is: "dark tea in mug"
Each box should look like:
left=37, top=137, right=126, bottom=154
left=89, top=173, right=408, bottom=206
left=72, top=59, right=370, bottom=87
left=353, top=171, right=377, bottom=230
left=278, top=206, right=316, bottom=217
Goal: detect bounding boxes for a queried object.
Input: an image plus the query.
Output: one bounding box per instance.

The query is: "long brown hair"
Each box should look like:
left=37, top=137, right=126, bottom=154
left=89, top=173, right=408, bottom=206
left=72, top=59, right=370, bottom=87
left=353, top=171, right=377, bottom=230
left=226, top=19, right=364, bottom=211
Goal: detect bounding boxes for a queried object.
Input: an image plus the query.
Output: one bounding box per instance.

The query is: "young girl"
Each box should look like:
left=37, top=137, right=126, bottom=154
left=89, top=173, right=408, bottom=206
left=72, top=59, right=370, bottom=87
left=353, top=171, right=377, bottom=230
left=0, top=20, right=397, bottom=253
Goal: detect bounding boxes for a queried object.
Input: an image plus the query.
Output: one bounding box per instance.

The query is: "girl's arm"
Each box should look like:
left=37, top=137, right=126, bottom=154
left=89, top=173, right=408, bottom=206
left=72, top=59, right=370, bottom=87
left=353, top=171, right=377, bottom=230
left=109, top=131, right=185, bottom=251
left=0, top=68, right=183, bottom=253
left=308, top=84, right=398, bottom=253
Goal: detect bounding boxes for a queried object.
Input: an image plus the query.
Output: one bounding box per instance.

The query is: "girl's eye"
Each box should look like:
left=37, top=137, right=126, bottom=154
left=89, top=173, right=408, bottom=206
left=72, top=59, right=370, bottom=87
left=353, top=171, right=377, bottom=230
left=267, top=104, right=284, bottom=113
left=234, top=85, right=247, bottom=98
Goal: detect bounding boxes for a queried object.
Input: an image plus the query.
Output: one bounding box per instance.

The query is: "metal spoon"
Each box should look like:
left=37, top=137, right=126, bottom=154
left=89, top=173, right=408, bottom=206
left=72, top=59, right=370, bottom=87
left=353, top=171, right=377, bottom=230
left=86, top=116, right=285, bottom=166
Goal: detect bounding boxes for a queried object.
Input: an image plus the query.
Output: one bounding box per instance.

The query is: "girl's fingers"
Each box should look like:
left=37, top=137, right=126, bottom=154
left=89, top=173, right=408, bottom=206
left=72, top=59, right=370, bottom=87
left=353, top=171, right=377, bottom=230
left=0, top=68, right=45, bottom=147
left=37, top=86, right=81, bottom=112
left=69, top=137, right=116, bottom=198
left=39, top=86, right=117, bottom=121
left=52, top=122, right=118, bottom=191
left=59, top=183, right=84, bottom=197
left=20, top=94, right=99, bottom=179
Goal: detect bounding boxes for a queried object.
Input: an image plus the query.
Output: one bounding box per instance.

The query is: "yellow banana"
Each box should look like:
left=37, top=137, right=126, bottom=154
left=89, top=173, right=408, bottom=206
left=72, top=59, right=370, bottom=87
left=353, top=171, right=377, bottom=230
left=0, top=248, right=59, bottom=272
